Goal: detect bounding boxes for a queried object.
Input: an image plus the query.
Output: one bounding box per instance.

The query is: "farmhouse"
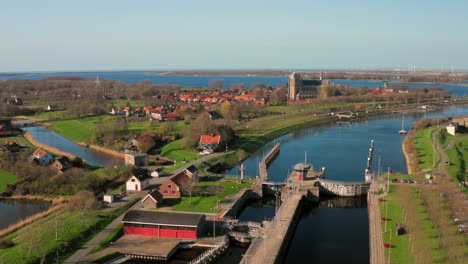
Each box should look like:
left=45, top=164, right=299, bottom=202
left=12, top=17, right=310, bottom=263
left=29, top=149, right=54, bottom=165
left=126, top=169, right=151, bottom=191
left=453, top=115, right=468, bottom=127
left=141, top=189, right=163, bottom=209
left=199, top=135, right=221, bottom=149
left=52, top=156, right=72, bottom=172
left=159, top=172, right=192, bottom=198
left=184, top=165, right=199, bottom=182
left=122, top=210, right=205, bottom=239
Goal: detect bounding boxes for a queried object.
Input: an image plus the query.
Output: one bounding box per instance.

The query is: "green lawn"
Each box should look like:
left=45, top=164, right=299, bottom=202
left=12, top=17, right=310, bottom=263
left=413, top=127, right=440, bottom=170
left=25, top=110, right=68, bottom=121
left=48, top=115, right=106, bottom=142
left=0, top=169, right=18, bottom=193
left=444, top=139, right=468, bottom=185
left=162, top=178, right=253, bottom=213
left=410, top=188, right=446, bottom=263
left=160, top=139, right=202, bottom=172
left=0, top=198, right=139, bottom=264
left=381, top=185, right=413, bottom=264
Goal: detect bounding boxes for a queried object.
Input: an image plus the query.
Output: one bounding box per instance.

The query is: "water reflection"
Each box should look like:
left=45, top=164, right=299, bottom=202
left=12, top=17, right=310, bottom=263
left=23, top=126, right=123, bottom=166
left=0, top=199, right=52, bottom=229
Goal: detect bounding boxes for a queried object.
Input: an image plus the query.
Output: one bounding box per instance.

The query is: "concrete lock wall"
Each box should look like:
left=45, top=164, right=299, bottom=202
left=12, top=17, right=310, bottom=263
left=319, top=180, right=370, bottom=196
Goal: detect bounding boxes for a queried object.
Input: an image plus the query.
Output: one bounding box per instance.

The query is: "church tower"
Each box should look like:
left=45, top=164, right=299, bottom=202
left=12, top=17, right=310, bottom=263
left=288, top=72, right=302, bottom=100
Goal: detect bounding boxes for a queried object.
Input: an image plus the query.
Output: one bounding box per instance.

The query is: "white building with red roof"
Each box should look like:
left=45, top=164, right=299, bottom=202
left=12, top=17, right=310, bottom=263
left=30, top=149, right=54, bottom=165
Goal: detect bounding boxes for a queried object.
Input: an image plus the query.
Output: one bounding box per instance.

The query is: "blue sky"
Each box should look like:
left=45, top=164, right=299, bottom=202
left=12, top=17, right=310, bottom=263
left=1, top=0, right=467, bottom=72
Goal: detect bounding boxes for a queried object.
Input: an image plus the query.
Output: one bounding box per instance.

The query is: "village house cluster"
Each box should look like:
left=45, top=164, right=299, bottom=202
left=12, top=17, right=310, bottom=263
left=109, top=87, right=275, bottom=119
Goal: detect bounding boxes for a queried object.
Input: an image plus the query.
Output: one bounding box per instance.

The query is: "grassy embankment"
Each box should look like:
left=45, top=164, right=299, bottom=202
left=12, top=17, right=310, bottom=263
left=405, top=123, right=467, bottom=262
left=444, top=139, right=468, bottom=185
left=382, top=185, right=449, bottom=263
left=162, top=177, right=254, bottom=213
left=46, top=115, right=188, bottom=143
left=413, top=127, right=440, bottom=170
left=0, top=198, right=139, bottom=264
left=0, top=169, right=17, bottom=193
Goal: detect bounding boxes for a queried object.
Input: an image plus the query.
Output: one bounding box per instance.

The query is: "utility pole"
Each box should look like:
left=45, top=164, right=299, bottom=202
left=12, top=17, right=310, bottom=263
left=388, top=229, right=392, bottom=264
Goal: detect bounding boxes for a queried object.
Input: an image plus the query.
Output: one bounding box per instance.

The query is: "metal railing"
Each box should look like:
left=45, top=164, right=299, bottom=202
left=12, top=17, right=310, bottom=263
left=188, top=236, right=229, bottom=264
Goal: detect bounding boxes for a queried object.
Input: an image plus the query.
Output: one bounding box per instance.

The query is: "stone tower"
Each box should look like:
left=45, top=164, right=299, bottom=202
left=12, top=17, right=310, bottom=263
left=288, top=72, right=302, bottom=100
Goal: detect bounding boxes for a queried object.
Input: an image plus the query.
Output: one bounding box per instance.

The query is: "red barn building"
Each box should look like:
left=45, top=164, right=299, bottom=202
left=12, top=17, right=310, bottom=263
left=122, top=210, right=205, bottom=239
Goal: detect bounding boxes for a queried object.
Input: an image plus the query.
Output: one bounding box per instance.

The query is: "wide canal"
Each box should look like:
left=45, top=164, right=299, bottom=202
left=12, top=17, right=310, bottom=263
left=228, top=106, right=467, bottom=263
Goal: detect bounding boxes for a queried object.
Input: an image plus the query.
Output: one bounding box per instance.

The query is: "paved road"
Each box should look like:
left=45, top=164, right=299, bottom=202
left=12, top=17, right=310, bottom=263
left=368, top=183, right=385, bottom=264
left=65, top=152, right=230, bottom=263
left=64, top=191, right=146, bottom=264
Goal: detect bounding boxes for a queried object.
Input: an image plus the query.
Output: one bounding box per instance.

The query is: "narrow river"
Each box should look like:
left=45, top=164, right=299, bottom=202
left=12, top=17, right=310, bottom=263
left=227, top=106, right=467, bottom=263
left=22, top=126, right=123, bottom=167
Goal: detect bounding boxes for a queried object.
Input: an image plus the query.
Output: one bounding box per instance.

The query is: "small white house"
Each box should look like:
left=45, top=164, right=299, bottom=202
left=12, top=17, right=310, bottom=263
left=126, top=173, right=151, bottom=191
left=151, top=168, right=163, bottom=177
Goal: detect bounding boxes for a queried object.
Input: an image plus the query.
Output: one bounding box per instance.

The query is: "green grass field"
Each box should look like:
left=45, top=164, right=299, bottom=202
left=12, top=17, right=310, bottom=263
left=0, top=198, right=138, bottom=264
left=0, top=169, right=18, bottom=193
left=381, top=185, right=413, bottom=264
left=410, top=188, right=446, bottom=263
left=48, top=115, right=106, bottom=142
left=25, top=110, right=68, bottom=121
left=413, top=127, right=440, bottom=170
left=160, top=139, right=202, bottom=172
left=163, top=178, right=253, bottom=213
left=444, top=139, right=468, bottom=185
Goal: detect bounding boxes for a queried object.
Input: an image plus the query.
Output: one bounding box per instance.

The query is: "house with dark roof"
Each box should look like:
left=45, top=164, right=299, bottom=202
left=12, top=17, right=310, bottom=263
left=52, top=156, right=72, bottom=172
left=199, top=135, right=221, bottom=149
left=184, top=165, right=199, bottom=182
left=126, top=169, right=152, bottom=191
left=29, top=149, right=54, bottom=165
left=122, top=210, right=205, bottom=239
left=201, top=111, right=223, bottom=120
left=159, top=172, right=192, bottom=198
left=141, top=189, right=163, bottom=208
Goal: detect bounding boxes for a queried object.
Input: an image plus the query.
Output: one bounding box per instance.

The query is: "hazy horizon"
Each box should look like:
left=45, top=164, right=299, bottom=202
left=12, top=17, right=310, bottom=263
left=2, top=0, right=468, bottom=72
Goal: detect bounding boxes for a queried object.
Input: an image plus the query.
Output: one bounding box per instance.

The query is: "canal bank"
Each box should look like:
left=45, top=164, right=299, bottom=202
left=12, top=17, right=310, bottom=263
left=22, top=126, right=123, bottom=166
left=229, top=105, right=467, bottom=264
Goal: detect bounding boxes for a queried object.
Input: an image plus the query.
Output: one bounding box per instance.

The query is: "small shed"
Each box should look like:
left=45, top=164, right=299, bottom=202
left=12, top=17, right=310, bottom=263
left=151, top=168, right=163, bottom=177
left=103, top=194, right=115, bottom=203
left=125, top=152, right=149, bottom=167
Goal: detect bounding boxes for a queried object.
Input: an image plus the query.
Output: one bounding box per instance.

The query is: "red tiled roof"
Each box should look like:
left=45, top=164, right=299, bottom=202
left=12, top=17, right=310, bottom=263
left=162, top=113, right=179, bottom=119
left=200, top=135, right=221, bottom=144
left=33, top=149, right=48, bottom=158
